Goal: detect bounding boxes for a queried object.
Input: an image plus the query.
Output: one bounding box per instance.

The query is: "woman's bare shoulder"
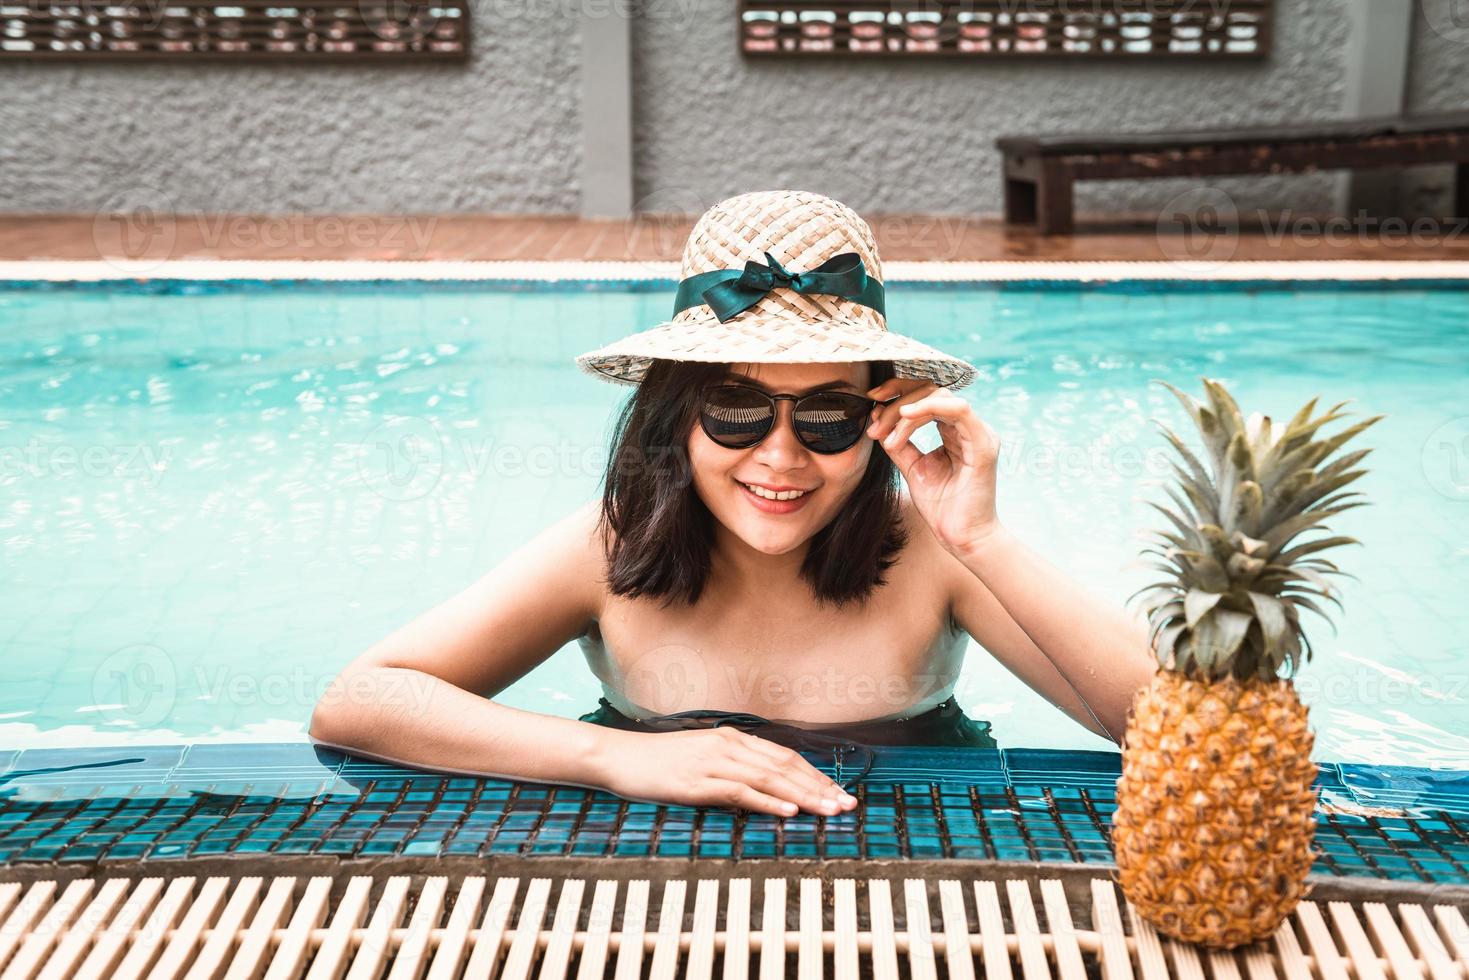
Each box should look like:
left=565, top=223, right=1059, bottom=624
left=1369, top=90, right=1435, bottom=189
left=507, top=498, right=611, bottom=630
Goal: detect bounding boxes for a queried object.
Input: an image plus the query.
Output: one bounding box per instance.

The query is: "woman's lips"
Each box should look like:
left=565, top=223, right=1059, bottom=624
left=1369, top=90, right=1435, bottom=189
left=736, top=479, right=812, bottom=514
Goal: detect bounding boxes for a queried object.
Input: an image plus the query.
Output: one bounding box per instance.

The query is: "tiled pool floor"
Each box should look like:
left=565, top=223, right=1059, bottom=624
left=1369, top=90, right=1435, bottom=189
left=1, top=744, right=1465, bottom=883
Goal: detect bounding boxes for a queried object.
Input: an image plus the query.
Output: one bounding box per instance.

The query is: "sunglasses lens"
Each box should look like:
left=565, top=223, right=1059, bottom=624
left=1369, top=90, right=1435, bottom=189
left=701, top=386, right=774, bottom=449
left=794, top=392, right=872, bottom=454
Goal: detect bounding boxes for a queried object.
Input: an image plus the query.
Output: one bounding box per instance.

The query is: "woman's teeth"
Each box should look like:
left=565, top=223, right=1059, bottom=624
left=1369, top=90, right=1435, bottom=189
left=740, top=482, right=808, bottom=501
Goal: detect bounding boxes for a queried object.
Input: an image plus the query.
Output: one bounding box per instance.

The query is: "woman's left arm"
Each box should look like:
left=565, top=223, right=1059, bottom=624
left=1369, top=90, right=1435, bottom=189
left=867, top=379, right=1157, bottom=744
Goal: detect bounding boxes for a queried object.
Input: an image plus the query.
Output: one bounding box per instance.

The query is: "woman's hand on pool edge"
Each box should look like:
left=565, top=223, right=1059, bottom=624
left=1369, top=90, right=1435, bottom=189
left=866, top=379, right=1001, bottom=557
left=593, top=727, right=859, bottom=818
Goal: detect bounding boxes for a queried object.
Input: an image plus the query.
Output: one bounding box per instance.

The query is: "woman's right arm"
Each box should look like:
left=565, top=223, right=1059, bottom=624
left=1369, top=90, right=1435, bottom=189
left=308, top=499, right=617, bottom=788
left=309, top=500, right=855, bottom=817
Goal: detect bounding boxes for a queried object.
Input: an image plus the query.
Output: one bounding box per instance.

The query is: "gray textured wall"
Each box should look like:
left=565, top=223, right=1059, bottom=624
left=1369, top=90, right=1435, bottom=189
left=0, top=7, right=582, bottom=214
left=1, top=0, right=1466, bottom=216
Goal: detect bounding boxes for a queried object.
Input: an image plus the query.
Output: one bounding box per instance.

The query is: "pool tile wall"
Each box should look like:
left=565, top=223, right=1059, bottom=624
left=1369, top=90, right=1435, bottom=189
left=0, top=744, right=1465, bottom=883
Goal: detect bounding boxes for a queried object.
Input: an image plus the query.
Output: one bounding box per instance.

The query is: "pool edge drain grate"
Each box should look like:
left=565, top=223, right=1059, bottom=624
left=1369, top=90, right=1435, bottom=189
left=0, top=745, right=1465, bottom=884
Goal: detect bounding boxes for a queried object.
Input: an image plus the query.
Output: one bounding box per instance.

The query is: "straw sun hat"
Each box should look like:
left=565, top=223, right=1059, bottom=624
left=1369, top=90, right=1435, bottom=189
left=575, top=190, right=978, bottom=390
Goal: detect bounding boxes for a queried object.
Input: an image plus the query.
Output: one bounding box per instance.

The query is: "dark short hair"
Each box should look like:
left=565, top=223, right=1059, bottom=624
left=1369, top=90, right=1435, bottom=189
left=596, top=358, right=908, bottom=608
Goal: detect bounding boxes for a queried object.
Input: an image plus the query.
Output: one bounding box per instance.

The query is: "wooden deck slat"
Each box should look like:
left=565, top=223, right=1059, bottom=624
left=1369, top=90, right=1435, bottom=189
left=684, top=879, right=719, bottom=980
left=1089, top=879, right=1136, bottom=980
left=1396, top=904, right=1459, bottom=980
left=723, top=878, right=752, bottom=980
left=1296, top=902, right=1352, bottom=980
left=0, top=868, right=1459, bottom=980
left=384, top=875, right=446, bottom=980
left=499, top=877, right=551, bottom=980
left=611, top=879, right=649, bottom=980
left=938, top=879, right=976, bottom=980
left=648, top=879, right=686, bottom=980
left=904, top=878, right=939, bottom=980
left=110, top=877, right=196, bottom=980
left=1242, top=943, right=1279, bottom=980
left=153, top=876, right=230, bottom=980
left=1039, top=880, right=1088, bottom=980
left=266, top=876, right=334, bottom=980
left=0, top=878, right=93, bottom=980
left=758, top=877, right=787, bottom=980
left=0, top=882, right=26, bottom=974
left=1272, top=916, right=1313, bottom=980
left=972, top=880, right=1007, bottom=980
left=72, top=877, right=165, bottom=980
left=1005, top=880, right=1052, bottom=980
left=183, top=875, right=264, bottom=980
left=1208, top=948, right=1244, bottom=980
left=343, top=875, right=410, bottom=980
left=798, top=878, right=823, bottom=980
left=1329, top=901, right=1388, bottom=980
left=462, top=877, right=519, bottom=980
left=33, top=877, right=127, bottom=980
left=1123, top=898, right=1171, bottom=980
left=574, top=879, right=618, bottom=980
left=867, top=878, right=900, bottom=980
left=425, top=875, right=483, bottom=980
left=1363, top=903, right=1425, bottom=980
left=1163, top=935, right=1206, bottom=980
left=304, top=877, right=372, bottom=980
left=1432, top=906, right=1469, bottom=970
left=833, top=879, right=859, bottom=980
left=539, top=878, right=585, bottom=980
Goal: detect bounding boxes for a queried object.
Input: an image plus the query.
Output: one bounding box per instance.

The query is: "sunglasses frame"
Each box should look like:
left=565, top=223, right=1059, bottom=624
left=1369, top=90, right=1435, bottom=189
left=699, top=383, right=904, bottom=455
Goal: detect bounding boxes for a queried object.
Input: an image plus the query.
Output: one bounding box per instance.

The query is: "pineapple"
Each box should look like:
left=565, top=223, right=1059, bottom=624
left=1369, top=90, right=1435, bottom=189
left=1113, top=378, right=1380, bottom=949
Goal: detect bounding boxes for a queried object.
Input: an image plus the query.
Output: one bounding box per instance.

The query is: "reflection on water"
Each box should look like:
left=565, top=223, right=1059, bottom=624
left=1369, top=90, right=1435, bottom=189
left=1, top=283, right=1466, bottom=767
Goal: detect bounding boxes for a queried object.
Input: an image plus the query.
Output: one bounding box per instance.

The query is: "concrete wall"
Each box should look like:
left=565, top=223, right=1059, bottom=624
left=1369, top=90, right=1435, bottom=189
left=0, top=0, right=1466, bottom=216
left=0, top=8, right=582, bottom=214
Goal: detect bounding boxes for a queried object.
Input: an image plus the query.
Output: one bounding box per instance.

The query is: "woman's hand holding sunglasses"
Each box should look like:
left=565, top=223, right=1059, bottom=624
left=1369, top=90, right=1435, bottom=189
left=865, top=379, right=1002, bottom=559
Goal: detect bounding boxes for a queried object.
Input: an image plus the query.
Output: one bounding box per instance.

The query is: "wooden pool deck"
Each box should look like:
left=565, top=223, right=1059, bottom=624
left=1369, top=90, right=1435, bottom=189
left=3, top=213, right=1469, bottom=263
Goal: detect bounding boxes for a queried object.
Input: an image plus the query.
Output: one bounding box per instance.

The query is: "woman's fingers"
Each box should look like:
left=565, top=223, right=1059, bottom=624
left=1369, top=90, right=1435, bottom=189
left=727, top=732, right=856, bottom=810
left=728, top=759, right=852, bottom=815
left=699, top=779, right=803, bottom=817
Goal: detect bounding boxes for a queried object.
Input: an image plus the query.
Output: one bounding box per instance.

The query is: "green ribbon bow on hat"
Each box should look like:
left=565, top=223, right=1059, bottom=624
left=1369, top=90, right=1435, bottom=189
left=672, top=251, right=887, bottom=323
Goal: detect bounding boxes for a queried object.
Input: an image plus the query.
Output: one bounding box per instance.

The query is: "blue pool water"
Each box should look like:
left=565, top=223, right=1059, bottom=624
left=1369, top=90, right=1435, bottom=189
left=2, top=280, right=1467, bottom=767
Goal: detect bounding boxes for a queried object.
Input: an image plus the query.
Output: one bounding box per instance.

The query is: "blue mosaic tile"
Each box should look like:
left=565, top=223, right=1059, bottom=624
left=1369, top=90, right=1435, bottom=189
left=0, top=741, right=1462, bottom=880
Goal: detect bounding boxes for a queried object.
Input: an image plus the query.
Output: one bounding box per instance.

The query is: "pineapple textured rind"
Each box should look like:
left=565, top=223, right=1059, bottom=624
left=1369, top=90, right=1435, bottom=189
left=1114, top=672, right=1319, bottom=948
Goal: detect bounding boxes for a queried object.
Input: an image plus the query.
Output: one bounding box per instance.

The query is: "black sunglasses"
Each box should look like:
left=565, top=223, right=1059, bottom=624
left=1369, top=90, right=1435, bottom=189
left=699, top=384, right=902, bottom=455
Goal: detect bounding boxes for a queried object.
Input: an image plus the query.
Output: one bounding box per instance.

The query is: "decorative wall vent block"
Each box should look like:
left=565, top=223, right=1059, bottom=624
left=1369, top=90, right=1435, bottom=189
left=0, top=0, right=469, bottom=59
left=739, top=0, right=1271, bottom=58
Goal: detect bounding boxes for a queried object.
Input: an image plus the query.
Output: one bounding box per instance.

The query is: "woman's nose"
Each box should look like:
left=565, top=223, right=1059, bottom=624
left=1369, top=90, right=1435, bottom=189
left=753, top=400, right=807, bottom=463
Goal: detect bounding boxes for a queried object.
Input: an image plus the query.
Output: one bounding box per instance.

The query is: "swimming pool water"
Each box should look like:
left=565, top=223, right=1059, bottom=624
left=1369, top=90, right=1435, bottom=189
left=2, top=281, right=1466, bottom=766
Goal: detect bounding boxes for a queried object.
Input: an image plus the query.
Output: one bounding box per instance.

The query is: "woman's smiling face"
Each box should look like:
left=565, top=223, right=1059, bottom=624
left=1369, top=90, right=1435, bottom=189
left=689, top=361, right=875, bottom=557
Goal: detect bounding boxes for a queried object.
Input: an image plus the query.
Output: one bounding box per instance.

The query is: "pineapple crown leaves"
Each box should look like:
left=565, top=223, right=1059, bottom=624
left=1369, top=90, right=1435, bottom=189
left=1130, top=378, right=1382, bottom=683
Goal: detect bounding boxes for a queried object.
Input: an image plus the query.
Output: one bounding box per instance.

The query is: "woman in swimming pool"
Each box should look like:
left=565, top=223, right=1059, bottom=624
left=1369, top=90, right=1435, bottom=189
left=309, top=190, right=1156, bottom=818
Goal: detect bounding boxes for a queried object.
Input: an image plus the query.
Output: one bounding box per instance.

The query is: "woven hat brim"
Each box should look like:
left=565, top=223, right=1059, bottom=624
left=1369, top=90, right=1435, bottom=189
left=576, top=314, right=978, bottom=391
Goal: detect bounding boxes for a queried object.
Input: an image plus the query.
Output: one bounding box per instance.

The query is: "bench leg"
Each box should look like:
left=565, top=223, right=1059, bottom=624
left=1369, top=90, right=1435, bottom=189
left=1036, top=164, right=1074, bottom=235
left=1456, top=161, right=1469, bottom=220
left=1004, top=177, right=1038, bottom=225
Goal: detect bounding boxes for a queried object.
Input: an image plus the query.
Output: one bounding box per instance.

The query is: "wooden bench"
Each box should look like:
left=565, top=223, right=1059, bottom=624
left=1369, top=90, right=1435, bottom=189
left=997, top=110, right=1469, bottom=234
